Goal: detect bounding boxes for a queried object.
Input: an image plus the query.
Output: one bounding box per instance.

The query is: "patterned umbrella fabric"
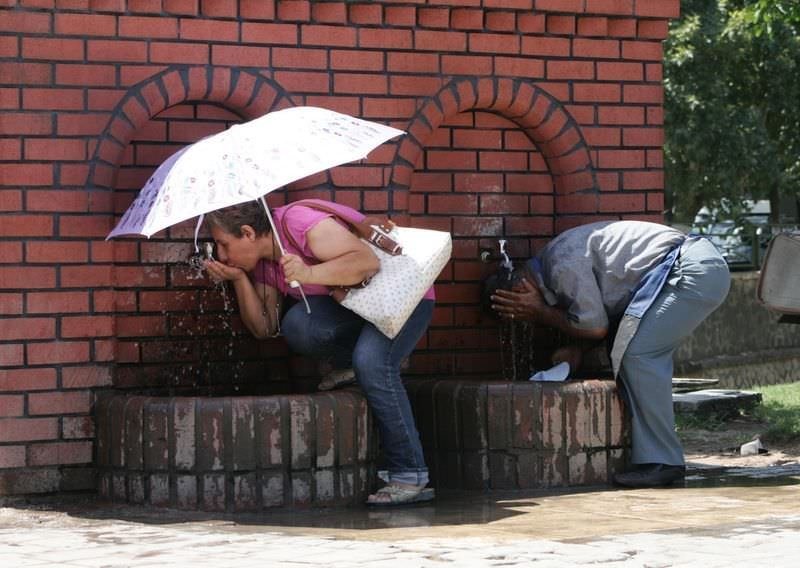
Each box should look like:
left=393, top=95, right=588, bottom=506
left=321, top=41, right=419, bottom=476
left=107, top=106, right=405, bottom=239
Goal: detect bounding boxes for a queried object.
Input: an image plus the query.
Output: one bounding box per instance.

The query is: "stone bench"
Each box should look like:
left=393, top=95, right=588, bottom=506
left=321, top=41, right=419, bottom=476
left=95, top=379, right=628, bottom=511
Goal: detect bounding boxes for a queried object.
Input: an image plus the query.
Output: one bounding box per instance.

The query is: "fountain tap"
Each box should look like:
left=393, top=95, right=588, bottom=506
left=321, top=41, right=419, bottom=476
left=498, top=239, right=514, bottom=272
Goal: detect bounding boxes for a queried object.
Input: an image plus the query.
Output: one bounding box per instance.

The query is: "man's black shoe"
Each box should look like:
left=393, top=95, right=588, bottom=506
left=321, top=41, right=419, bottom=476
left=613, top=463, right=686, bottom=488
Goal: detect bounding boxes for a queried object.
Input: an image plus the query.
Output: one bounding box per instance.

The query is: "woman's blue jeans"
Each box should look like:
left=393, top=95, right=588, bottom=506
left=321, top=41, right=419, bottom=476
left=281, top=295, right=433, bottom=486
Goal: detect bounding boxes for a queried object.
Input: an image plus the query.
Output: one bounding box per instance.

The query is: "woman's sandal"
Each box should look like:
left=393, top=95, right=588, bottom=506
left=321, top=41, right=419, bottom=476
left=317, top=368, right=357, bottom=391
left=366, top=483, right=435, bottom=507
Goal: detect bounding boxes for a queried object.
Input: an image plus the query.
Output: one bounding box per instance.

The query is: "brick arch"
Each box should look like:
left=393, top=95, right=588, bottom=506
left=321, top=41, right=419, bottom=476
left=389, top=77, right=598, bottom=215
left=87, top=65, right=294, bottom=190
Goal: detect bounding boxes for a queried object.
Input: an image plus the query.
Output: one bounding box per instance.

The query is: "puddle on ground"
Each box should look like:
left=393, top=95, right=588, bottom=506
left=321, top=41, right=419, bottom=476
left=684, top=462, right=800, bottom=488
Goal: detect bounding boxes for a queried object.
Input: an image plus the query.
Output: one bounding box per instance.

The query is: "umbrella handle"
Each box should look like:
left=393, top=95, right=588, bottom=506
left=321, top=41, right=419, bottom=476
left=259, top=197, right=311, bottom=314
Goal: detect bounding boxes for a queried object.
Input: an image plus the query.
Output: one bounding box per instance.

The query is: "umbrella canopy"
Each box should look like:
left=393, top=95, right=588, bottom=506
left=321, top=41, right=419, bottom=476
left=106, top=106, right=405, bottom=240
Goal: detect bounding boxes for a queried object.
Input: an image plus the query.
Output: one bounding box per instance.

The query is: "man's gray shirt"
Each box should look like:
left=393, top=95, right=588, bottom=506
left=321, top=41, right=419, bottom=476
left=537, top=221, right=685, bottom=331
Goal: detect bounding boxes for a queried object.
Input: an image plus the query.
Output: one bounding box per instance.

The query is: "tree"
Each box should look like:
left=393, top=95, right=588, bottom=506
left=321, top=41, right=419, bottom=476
left=664, top=0, right=800, bottom=222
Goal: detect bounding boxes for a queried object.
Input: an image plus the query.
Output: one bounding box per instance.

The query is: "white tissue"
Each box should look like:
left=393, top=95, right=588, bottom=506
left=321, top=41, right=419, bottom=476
left=529, top=361, right=570, bottom=382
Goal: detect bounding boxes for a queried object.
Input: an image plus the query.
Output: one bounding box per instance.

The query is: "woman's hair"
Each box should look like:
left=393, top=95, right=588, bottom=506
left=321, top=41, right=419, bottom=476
left=205, top=200, right=272, bottom=237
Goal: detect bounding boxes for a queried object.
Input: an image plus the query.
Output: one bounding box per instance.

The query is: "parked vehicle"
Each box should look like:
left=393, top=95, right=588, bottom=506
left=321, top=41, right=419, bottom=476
left=691, top=201, right=772, bottom=268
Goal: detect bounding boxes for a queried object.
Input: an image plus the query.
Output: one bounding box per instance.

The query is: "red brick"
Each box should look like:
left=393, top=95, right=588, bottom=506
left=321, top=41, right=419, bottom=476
left=274, top=70, right=329, bottom=93
left=59, top=215, right=112, bottom=237
left=546, top=60, right=594, bottom=80
left=269, top=47, right=323, bottom=69
left=55, top=64, right=116, bottom=88
left=87, top=40, right=148, bottom=62
left=24, top=241, right=87, bottom=263
left=623, top=84, right=662, bottom=103
left=623, top=127, right=664, bottom=147
left=0, top=418, right=58, bottom=443
left=0, top=395, right=24, bottom=418
left=0, top=35, right=17, bottom=57
left=0, top=10, right=51, bottom=33
left=535, top=0, right=583, bottom=11
left=181, top=18, right=237, bottom=42
left=608, top=17, right=637, bottom=37
left=28, top=441, right=93, bottom=466
left=415, top=30, right=466, bottom=52
left=547, top=15, right=574, bottom=34
left=359, top=28, right=412, bottom=49
left=278, top=0, right=310, bottom=21
left=573, top=83, right=621, bottom=103
left=384, top=5, right=415, bottom=26
left=584, top=126, right=621, bottom=146
left=27, top=291, right=89, bottom=314
left=0, top=87, right=19, bottom=109
left=635, top=0, right=680, bottom=18
left=623, top=170, right=663, bottom=190
left=622, top=40, right=664, bottom=61
left=597, top=149, right=645, bottom=169
left=118, top=15, right=178, bottom=38
left=128, top=0, right=163, bottom=14
left=27, top=341, right=91, bottom=365
left=0, top=139, right=22, bottom=163
left=60, top=265, right=113, bottom=287
left=0, top=242, right=21, bottom=263
left=0, top=292, right=22, bottom=315
left=486, top=11, right=516, bottom=32
left=0, top=112, right=53, bottom=135
left=0, top=62, right=52, bottom=85
left=23, top=88, right=84, bottom=110
left=0, top=446, right=26, bottom=468
left=417, top=7, right=448, bottom=28
left=332, top=50, right=384, bottom=71
left=573, top=38, right=620, bottom=58
left=387, top=52, right=438, bottom=73
left=597, top=61, right=643, bottom=81
left=469, top=32, right=520, bottom=54
left=62, top=415, right=95, bottom=439
left=0, top=368, right=57, bottom=391
left=599, top=192, right=645, bottom=212
left=29, top=390, right=92, bottom=415
left=150, top=41, right=209, bottom=64
left=239, top=0, right=275, bottom=19
left=429, top=195, right=478, bottom=215
left=55, top=13, right=116, bottom=35
left=638, top=19, right=669, bottom=39
left=389, top=74, right=441, bottom=96
left=0, top=215, right=53, bottom=237
left=577, top=16, right=608, bottom=36
left=241, top=22, right=298, bottom=44
left=302, top=24, right=357, bottom=47
left=61, top=315, right=114, bottom=338
left=598, top=105, right=644, bottom=124
left=586, top=0, right=633, bottom=14
left=312, top=1, right=346, bottom=23
left=0, top=343, right=23, bottom=366
left=200, top=0, right=237, bottom=18
left=451, top=8, right=482, bottom=30
left=0, top=268, right=56, bottom=291
left=349, top=2, right=381, bottom=24
left=25, top=138, right=87, bottom=161
left=522, top=36, right=570, bottom=57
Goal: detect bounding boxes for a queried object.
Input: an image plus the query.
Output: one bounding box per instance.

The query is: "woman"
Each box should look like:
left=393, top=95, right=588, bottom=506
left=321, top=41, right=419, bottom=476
left=204, top=198, right=435, bottom=506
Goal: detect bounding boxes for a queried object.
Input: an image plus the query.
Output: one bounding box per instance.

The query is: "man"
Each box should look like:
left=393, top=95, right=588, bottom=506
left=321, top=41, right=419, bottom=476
left=491, top=221, right=731, bottom=487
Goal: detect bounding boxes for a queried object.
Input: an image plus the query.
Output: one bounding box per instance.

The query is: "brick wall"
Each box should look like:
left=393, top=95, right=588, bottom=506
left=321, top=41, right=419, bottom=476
left=0, top=0, right=679, bottom=495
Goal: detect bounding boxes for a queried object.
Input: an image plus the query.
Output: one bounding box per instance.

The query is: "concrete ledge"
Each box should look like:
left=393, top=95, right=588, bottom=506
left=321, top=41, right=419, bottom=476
left=95, top=379, right=630, bottom=510
left=406, top=379, right=628, bottom=491
left=95, top=391, right=376, bottom=511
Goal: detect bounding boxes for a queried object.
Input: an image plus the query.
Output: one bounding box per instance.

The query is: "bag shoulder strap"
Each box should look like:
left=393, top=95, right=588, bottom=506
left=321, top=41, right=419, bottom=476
left=280, top=200, right=403, bottom=256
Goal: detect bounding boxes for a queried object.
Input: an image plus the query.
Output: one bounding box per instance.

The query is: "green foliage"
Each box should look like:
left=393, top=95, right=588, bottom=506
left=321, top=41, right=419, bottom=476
left=752, top=381, right=800, bottom=443
left=664, top=0, right=800, bottom=221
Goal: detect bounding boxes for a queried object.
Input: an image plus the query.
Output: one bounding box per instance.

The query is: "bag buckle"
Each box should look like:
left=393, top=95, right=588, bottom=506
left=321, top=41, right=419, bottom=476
left=369, top=226, right=403, bottom=255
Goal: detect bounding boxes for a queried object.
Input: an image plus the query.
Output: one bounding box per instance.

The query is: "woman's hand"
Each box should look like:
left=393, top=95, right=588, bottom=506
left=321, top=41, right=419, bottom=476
left=204, top=259, right=247, bottom=283
left=491, top=278, right=547, bottom=322
left=279, top=253, right=313, bottom=285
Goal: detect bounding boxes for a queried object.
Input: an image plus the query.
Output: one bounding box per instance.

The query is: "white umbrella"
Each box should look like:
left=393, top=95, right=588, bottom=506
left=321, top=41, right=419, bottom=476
left=107, top=106, right=404, bottom=240
left=106, top=106, right=405, bottom=310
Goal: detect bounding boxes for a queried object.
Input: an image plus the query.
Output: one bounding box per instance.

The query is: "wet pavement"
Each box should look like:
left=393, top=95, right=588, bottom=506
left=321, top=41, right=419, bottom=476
left=1, top=464, right=800, bottom=567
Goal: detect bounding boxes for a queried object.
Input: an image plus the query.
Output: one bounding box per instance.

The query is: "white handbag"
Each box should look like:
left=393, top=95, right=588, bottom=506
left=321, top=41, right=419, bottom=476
left=282, top=201, right=451, bottom=338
